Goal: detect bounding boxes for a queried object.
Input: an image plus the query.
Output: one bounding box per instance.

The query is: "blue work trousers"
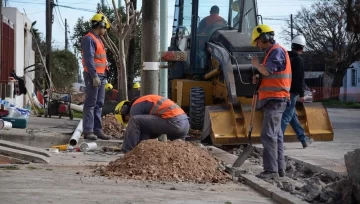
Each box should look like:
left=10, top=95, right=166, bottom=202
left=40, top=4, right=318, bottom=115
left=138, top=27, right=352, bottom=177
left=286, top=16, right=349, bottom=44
left=83, top=72, right=106, bottom=134
left=281, top=93, right=308, bottom=143
left=261, top=100, right=287, bottom=172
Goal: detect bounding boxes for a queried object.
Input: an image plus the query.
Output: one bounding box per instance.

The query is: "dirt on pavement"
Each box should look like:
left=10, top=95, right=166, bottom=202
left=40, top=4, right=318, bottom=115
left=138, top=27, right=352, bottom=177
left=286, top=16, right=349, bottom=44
left=103, top=139, right=230, bottom=183
left=101, top=114, right=125, bottom=139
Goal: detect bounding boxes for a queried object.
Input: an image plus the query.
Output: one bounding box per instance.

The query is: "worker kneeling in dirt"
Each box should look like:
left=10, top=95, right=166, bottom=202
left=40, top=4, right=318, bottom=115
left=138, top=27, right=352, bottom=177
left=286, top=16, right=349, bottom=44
left=250, top=24, right=292, bottom=179
left=116, top=95, right=190, bottom=153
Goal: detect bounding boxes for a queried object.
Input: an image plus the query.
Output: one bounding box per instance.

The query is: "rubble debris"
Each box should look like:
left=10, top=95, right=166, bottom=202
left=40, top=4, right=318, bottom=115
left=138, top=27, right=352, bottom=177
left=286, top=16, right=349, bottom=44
left=71, top=93, right=85, bottom=104
left=103, top=139, right=230, bottom=183
left=101, top=114, right=125, bottom=139
left=344, top=148, right=360, bottom=204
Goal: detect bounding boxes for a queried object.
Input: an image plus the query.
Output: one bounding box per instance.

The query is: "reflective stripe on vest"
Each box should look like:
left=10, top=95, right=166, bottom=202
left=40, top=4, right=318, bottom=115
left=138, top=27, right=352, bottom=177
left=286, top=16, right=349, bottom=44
left=258, top=44, right=292, bottom=100
left=132, top=95, right=185, bottom=118
left=82, top=32, right=107, bottom=74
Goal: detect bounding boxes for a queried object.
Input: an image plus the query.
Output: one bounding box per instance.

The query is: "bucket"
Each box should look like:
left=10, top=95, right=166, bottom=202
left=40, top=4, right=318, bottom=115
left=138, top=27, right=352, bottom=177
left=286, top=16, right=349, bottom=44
left=0, top=120, right=12, bottom=130
left=79, top=142, right=97, bottom=152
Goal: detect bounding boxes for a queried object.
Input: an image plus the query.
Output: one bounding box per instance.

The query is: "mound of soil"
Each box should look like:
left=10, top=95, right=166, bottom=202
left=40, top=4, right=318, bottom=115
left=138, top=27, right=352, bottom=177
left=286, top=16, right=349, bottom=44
left=104, top=139, right=229, bottom=183
left=101, top=114, right=125, bottom=139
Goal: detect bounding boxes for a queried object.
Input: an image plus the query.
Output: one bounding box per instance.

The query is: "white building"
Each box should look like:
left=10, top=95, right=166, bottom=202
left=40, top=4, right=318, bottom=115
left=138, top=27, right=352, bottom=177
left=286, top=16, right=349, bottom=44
left=2, top=7, right=35, bottom=108
left=340, top=61, right=360, bottom=102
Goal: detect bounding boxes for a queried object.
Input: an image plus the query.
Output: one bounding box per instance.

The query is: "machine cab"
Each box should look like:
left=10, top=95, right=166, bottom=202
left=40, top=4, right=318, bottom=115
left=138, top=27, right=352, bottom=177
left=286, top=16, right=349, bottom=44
left=169, top=0, right=260, bottom=77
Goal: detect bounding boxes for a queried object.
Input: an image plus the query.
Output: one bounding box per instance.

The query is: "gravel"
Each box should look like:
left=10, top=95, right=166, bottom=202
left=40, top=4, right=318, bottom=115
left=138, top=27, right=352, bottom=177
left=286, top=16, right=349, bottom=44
left=101, top=114, right=125, bottom=139
left=103, top=139, right=230, bottom=183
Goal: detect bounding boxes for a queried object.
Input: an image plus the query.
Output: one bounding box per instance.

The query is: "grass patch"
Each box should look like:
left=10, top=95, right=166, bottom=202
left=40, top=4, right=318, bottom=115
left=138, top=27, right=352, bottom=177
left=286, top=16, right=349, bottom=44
left=73, top=111, right=83, bottom=118
left=0, top=165, right=20, bottom=170
left=27, top=166, right=39, bottom=170
left=320, top=100, right=360, bottom=109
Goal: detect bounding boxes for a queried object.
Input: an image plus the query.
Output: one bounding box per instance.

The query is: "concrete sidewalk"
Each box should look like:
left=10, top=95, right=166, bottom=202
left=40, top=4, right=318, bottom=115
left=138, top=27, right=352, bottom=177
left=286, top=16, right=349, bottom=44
left=257, top=108, right=360, bottom=175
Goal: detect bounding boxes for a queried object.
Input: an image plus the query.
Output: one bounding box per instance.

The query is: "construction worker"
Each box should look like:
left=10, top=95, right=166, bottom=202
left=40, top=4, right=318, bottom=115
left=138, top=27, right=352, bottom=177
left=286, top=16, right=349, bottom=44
left=104, top=83, right=120, bottom=102
left=250, top=24, right=292, bottom=179
left=132, top=82, right=141, bottom=98
left=116, top=95, right=190, bottom=153
left=281, top=35, right=314, bottom=148
left=198, top=5, right=227, bottom=36
left=81, top=12, right=112, bottom=140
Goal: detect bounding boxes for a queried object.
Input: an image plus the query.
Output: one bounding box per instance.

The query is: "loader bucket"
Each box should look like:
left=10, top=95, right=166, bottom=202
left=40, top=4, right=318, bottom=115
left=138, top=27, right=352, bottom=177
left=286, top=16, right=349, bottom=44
left=201, top=101, right=334, bottom=145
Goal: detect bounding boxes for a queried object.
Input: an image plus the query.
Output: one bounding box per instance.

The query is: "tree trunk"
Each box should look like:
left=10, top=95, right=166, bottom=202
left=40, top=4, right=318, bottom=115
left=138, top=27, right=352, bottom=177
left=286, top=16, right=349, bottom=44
left=118, top=38, right=128, bottom=100
left=331, top=70, right=347, bottom=100
left=126, top=0, right=137, bottom=97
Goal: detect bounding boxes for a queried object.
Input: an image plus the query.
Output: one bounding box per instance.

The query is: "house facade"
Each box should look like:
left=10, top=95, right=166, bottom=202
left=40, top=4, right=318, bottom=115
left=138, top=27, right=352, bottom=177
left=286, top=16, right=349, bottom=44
left=340, top=61, right=360, bottom=102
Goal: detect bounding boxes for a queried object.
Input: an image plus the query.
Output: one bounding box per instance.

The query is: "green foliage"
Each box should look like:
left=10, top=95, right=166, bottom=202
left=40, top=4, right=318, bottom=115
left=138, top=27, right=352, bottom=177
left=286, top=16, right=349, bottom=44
left=72, top=5, right=142, bottom=88
left=51, top=49, right=79, bottom=89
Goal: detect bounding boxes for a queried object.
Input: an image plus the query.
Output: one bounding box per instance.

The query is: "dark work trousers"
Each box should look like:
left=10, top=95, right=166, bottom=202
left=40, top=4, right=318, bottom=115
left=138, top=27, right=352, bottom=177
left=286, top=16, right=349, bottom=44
left=121, top=114, right=190, bottom=153
left=261, top=100, right=287, bottom=172
left=82, top=72, right=106, bottom=134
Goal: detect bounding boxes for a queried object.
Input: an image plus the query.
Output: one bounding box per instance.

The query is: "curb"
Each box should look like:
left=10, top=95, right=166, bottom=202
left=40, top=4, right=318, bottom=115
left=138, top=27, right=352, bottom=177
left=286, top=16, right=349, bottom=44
left=254, top=146, right=346, bottom=180
left=0, top=131, right=123, bottom=148
left=205, top=145, right=307, bottom=204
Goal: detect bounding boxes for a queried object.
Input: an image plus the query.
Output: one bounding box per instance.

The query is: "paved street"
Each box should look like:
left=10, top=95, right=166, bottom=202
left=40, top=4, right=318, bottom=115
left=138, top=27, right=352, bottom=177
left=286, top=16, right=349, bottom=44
left=280, top=108, right=360, bottom=174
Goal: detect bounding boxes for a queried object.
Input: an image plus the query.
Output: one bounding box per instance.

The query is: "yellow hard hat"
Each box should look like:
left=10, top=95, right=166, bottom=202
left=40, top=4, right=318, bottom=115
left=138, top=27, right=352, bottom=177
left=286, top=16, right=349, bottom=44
left=114, top=100, right=129, bottom=125
left=105, top=83, right=113, bottom=91
left=251, top=24, right=274, bottom=46
left=133, top=82, right=141, bottom=89
left=91, top=13, right=110, bottom=29
left=231, top=1, right=239, bottom=12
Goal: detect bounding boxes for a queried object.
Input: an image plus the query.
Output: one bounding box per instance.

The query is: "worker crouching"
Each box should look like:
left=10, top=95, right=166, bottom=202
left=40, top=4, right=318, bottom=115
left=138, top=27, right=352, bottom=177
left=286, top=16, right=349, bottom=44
left=116, top=95, right=190, bottom=153
left=250, top=24, right=292, bottom=179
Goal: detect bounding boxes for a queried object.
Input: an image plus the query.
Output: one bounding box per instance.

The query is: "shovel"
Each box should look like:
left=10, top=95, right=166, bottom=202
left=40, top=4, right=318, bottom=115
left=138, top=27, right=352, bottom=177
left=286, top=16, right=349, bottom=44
left=232, top=81, right=259, bottom=168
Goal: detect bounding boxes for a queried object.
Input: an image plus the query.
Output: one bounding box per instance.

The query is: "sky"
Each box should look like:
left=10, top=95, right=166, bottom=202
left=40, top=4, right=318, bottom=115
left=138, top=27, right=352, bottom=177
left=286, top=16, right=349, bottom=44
left=6, top=0, right=316, bottom=52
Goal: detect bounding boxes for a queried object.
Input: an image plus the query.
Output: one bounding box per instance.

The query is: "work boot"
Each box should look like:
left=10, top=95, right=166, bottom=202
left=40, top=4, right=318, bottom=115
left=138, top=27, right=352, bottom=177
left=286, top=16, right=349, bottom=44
left=302, top=138, right=314, bottom=148
left=278, top=169, right=285, bottom=177
left=83, top=132, right=98, bottom=140
left=95, top=131, right=112, bottom=140
left=256, top=171, right=279, bottom=180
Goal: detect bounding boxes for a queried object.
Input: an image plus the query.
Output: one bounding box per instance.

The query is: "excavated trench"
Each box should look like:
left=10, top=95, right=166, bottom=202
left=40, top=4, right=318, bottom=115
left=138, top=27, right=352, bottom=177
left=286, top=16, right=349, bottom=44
left=221, top=145, right=356, bottom=204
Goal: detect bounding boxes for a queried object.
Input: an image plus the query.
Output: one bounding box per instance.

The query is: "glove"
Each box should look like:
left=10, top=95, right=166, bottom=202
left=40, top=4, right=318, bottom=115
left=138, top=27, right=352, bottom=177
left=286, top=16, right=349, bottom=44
left=93, top=77, right=101, bottom=87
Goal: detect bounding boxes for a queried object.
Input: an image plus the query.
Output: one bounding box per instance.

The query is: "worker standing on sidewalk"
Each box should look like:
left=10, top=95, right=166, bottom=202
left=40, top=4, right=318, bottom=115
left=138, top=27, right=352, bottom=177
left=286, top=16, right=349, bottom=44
left=281, top=35, right=314, bottom=148
left=115, top=95, right=190, bottom=153
left=250, top=24, right=291, bottom=179
left=81, top=13, right=112, bottom=140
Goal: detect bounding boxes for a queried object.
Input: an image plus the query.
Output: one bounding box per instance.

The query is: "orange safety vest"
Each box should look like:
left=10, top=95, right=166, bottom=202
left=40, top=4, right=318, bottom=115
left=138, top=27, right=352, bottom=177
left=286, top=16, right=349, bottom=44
left=200, top=14, right=225, bottom=34
left=258, top=44, right=292, bottom=100
left=81, top=32, right=107, bottom=74
left=132, top=95, right=185, bottom=118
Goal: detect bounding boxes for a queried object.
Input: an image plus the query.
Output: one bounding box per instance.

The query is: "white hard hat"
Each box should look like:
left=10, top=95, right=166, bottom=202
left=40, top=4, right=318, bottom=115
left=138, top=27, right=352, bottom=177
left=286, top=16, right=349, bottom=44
left=291, top=35, right=306, bottom=46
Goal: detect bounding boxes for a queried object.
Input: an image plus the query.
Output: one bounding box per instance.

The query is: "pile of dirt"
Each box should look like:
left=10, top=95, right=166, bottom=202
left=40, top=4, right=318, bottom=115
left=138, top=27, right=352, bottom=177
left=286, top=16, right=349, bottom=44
left=72, top=93, right=85, bottom=104
left=103, top=139, right=229, bottom=183
left=101, top=114, right=125, bottom=139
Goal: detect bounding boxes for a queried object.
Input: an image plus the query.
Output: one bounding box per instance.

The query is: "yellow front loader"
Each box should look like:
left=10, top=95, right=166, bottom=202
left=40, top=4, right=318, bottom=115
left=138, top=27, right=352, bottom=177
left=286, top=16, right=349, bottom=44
left=163, top=0, right=333, bottom=145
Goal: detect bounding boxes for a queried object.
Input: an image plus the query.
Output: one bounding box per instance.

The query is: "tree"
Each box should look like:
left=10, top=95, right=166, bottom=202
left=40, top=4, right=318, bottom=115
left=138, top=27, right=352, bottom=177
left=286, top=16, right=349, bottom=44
left=282, top=0, right=360, bottom=96
left=50, top=49, right=79, bottom=90
left=72, top=1, right=142, bottom=100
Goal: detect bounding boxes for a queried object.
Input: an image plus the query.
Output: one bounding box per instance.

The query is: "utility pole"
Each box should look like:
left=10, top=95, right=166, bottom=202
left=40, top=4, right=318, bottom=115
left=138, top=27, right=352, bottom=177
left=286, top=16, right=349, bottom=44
left=46, top=0, right=54, bottom=89
left=0, top=0, right=4, bottom=110
left=65, top=18, right=68, bottom=51
left=159, top=0, right=168, bottom=97
left=290, top=14, right=294, bottom=40
left=141, top=0, right=160, bottom=96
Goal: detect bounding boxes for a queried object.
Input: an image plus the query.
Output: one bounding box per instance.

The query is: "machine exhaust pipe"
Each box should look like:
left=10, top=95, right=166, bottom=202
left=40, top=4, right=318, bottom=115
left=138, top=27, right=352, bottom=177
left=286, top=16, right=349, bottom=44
left=69, top=120, right=83, bottom=146
left=0, top=119, right=12, bottom=130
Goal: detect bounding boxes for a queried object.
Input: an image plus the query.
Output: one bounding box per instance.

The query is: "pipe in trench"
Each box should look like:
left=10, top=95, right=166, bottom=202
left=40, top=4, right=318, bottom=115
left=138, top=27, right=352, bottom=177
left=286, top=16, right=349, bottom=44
left=69, top=119, right=83, bottom=146
left=70, top=103, right=84, bottom=112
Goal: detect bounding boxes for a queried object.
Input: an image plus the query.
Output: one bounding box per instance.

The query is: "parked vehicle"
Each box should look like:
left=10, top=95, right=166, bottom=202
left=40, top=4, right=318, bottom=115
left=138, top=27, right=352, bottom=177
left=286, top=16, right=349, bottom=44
left=299, top=83, right=316, bottom=103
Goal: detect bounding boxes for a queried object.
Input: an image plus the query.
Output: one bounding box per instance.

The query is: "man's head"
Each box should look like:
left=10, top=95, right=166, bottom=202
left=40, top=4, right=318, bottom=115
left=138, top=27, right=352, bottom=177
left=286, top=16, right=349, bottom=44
left=133, top=82, right=141, bottom=90
left=210, top=5, right=220, bottom=14
left=251, top=24, right=275, bottom=50
left=105, top=83, right=113, bottom=92
left=120, top=101, right=131, bottom=123
left=91, top=13, right=110, bottom=36
left=291, top=35, right=306, bottom=54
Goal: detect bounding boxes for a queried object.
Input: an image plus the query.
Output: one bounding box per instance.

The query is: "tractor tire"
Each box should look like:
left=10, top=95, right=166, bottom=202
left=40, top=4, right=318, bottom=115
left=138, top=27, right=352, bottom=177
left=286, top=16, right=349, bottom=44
left=189, top=87, right=205, bottom=130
